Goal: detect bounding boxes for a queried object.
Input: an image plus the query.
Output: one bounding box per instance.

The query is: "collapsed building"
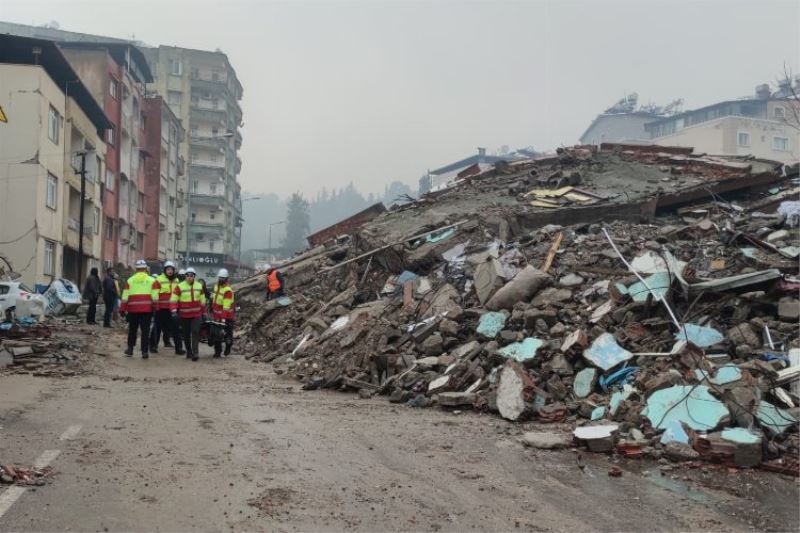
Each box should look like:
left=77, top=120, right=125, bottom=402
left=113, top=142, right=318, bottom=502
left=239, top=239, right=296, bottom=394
left=234, top=143, right=800, bottom=473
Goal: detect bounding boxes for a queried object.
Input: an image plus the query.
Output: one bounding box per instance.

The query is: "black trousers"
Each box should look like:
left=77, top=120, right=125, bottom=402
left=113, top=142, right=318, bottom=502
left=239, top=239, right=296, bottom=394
left=150, top=309, right=182, bottom=350
left=86, top=297, right=98, bottom=323
left=213, top=319, right=235, bottom=354
left=180, top=316, right=201, bottom=356
left=103, top=295, right=115, bottom=326
left=266, top=288, right=284, bottom=301
left=127, top=313, right=152, bottom=353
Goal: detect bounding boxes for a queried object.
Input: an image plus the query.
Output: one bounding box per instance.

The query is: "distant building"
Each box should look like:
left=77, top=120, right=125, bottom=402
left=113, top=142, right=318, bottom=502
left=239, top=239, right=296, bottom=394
left=0, top=34, right=111, bottom=288
left=143, top=46, right=245, bottom=281
left=646, top=83, right=800, bottom=163
left=579, top=112, right=659, bottom=146
left=419, top=147, right=533, bottom=194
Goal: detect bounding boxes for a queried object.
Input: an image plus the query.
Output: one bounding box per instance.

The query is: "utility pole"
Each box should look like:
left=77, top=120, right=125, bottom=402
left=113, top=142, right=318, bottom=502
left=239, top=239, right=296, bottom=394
left=76, top=150, right=87, bottom=288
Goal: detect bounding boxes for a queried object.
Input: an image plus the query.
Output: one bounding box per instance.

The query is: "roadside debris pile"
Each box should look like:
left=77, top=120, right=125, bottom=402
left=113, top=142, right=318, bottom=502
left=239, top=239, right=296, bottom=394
left=0, top=317, right=95, bottom=376
left=235, top=144, right=799, bottom=470
left=0, top=463, right=56, bottom=486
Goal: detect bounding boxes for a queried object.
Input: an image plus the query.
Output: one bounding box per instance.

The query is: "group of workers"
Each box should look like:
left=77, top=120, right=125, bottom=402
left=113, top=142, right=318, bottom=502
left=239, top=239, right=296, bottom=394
left=117, top=260, right=285, bottom=360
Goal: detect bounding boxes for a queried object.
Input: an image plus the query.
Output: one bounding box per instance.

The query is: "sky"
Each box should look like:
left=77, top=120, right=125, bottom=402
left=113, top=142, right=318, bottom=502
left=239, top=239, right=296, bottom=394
left=3, top=0, right=800, bottom=198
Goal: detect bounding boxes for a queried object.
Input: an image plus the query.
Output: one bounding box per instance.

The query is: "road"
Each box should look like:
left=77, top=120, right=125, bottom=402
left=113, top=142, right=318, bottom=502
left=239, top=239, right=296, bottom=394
left=0, top=327, right=797, bottom=532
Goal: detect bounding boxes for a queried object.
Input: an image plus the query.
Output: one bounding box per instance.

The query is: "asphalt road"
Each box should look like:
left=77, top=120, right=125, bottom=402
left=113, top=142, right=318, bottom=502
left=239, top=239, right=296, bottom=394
left=0, top=327, right=797, bottom=532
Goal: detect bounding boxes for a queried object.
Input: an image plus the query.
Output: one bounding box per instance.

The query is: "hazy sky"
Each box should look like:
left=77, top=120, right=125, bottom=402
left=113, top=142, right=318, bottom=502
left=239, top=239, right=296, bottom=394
left=4, top=0, right=799, bottom=197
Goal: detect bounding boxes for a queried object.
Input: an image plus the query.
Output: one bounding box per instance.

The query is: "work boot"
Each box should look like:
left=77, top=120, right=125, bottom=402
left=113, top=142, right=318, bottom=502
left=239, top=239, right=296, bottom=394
left=124, top=346, right=133, bottom=357
left=224, top=344, right=232, bottom=356
left=150, top=347, right=158, bottom=354
left=164, top=342, right=173, bottom=348
left=185, top=351, right=192, bottom=359
left=142, top=351, right=149, bottom=359
left=175, top=349, right=186, bottom=355
left=191, top=354, right=199, bottom=362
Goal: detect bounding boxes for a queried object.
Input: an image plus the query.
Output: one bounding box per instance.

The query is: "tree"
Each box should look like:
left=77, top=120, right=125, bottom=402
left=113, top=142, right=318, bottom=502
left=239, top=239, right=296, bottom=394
left=283, top=192, right=310, bottom=253
left=775, top=65, right=800, bottom=132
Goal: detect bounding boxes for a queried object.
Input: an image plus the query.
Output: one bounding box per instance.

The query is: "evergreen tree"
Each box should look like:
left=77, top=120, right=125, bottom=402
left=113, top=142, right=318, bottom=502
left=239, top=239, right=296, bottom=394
left=283, top=192, right=310, bottom=253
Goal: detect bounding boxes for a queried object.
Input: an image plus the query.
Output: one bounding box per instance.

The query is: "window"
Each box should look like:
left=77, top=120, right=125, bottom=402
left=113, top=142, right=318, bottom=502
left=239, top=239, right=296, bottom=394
left=191, top=67, right=199, bottom=79
left=210, top=213, right=215, bottom=220
left=138, top=192, right=145, bottom=212
left=43, top=241, right=55, bottom=276
left=105, top=169, right=115, bottom=191
left=107, top=127, right=115, bottom=146
left=169, top=58, right=182, bottom=76
left=93, top=207, right=101, bottom=235
left=46, top=174, right=58, bottom=210
left=773, top=136, right=790, bottom=152
left=48, top=106, right=60, bottom=144
left=190, top=125, right=198, bottom=137
left=774, top=106, right=786, bottom=120
left=737, top=131, right=750, bottom=147
left=209, top=241, right=215, bottom=252
left=210, top=183, right=217, bottom=194
left=109, top=79, right=118, bottom=99
left=137, top=232, right=144, bottom=252
left=167, top=91, right=182, bottom=107
left=211, top=70, right=219, bottom=81
left=211, top=127, right=218, bottom=136
left=105, top=217, right=114, bottom=241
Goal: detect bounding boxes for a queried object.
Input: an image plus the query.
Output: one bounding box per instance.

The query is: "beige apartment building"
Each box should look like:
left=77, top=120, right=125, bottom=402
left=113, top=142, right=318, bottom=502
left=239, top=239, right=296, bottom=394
left=0, top=35, right=110, bottom=289
left=646, top=86, right=800, bottom=164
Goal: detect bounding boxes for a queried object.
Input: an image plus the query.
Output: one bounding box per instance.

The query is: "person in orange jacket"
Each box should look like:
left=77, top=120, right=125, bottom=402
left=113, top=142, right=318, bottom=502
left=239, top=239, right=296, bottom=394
left=264, top=264, right=285, bottom=301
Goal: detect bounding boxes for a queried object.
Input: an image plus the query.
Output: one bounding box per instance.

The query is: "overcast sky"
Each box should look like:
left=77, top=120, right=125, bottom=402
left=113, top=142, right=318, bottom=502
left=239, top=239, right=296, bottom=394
left=4, top=0, right=799, bottom=197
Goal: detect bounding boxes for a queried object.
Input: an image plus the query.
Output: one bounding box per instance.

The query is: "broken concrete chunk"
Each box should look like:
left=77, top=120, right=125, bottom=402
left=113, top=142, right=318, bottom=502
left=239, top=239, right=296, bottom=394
left=583, top=333, right=633, bottom=371
left=777, top=297, right=800, bottom=322
left=548, top=353, right=574, bottom=376
left=496, top=361, right=536, bottom=421
left=531, top=287, right=572, bottom=307
left=766, top=229, right=789, bottom=242
left=558, top=273, right=584, bottom=287
left=524, top=308, right=557, bottom=328
left=694, top=365, right=742, bottom=386
left=573, top=424, right=619, bottom=453
left=438, top=318, right=460, bottom=337
left=609, top=387, right=634, bottom=416
left=590, top=301, right=614, bottom=323
left=423, top=284, right=463, bottom=320
left=756, top=400, right=797, bottom=435
left=725, top=323, right=761, bottom=348
left=474, top=258, right=506, bottom=305
left=659, top=420, right=689, bottom=445
left=560, top=329, right=588, bottom=353
left=520, top=431, right=568, bottom=449
left=573, top=367, right=597, bottom=399
left=421, top=334, right=444, bottom=356
left=436, top=392, right=477, bottom=407
left=663, top=441, right=700, bottom=462
left=497, top=337, right=544, bottom=363
left=427, top=375, right=451, bottom=394
left=720, top=428, right=763, bottom=467
left=476, top=312, right=507, bottom=339
left=485, top=266, right=549, bottom=311
left=642, top=385, right=729, bottom=431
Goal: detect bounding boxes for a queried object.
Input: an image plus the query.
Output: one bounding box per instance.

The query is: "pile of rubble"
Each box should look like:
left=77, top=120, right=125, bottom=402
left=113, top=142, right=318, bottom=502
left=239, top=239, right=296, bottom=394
left=235, top=144, right=799, bottom=471
left=0, top=316, right=96, bottom=377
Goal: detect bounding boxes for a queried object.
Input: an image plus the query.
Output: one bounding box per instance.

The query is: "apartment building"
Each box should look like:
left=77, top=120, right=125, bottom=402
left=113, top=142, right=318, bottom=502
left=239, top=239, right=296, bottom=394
left=143, top=46, right=244, bottom=281
left=143, top=96, right=184, bottom=261
left=0, top=35, right=110, bottom=288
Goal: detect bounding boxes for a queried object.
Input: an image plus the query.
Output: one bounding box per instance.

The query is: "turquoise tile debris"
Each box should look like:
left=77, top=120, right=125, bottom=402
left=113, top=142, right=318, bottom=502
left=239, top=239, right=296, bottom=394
left=476, top=312, right=507, bottom=338
left=674, top=323, right=724, bottom=348
left=609, top=388, right=633, bottom=415
left=497, top=337, right=544, bottom=362
left=756, top=400, right=797, bottom=435
left=659, top=419, right=689, bottom=445
left=642, top=385, right=729, bottom=431
left=721, top=427, right=761, bottom=444
left=626, top=271, right=672, bottom=302
left=574, top=367, right=597, bottom=398
left=426, top=227, right=456, bottom=243
left=590, top=406, right=606, bottom=420
left=583, top=333, right=634, bottom=371
left=694, top=365, right=742, bottom=385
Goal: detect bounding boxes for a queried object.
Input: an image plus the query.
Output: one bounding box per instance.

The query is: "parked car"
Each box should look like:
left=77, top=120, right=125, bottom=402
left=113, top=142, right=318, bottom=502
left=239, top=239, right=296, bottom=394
left=0, top=281, right=47, bottom=314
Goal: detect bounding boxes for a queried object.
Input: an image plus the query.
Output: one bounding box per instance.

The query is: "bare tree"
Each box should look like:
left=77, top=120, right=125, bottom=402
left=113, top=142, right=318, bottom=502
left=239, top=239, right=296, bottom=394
left=775, top=64, right=800, bottom=132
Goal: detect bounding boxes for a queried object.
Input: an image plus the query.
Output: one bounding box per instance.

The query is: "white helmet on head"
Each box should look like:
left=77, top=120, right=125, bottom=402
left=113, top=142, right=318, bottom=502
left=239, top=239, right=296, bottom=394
left=164, top=260, right=176, bottom=269
left=178, top=268, right=186, bottom=276
left=185, top=267, right=197, bottom=275
left=217, top=268, right=229, bottom=278
left=264, top=263, right=272, bottom=271
left=135, top=259, right=147, bottom=269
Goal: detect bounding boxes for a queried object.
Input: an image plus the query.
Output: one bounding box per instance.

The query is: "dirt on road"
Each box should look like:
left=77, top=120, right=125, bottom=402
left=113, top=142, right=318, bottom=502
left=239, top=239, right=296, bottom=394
left=0, top=327, right=798, bottom=532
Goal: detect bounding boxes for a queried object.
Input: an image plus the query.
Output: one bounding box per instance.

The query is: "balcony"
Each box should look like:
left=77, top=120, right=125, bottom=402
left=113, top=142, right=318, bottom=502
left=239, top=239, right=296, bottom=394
left=191, top=192, right=226, bottom=207
left=190, top=107, right=226, bottom=125
left=190, top=159, right=225, bottom=170
left=189, top=136, right=228, bottom=151
left=65, top=218, right=94, bottom=250
left=190, top=220, right=225, bottom=230
left=159, top=213, right=167, bottom=230
left=190, top=74, right=230, bottom=95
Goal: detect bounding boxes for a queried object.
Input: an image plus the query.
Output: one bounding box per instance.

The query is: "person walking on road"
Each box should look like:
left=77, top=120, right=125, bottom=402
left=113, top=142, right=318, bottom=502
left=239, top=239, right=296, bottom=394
left=149, top=260, right=183, bottom=354
left=82, top=267, right=101, bottom=324
left=210, top=268, right=235, bottom=358
left=264, top=264, right=285, bottom=301
left=171, top=267, right=206, bottom=361
left=102, top=267, right=118, bottom=328
left=120, top=259, right=158, bottom=359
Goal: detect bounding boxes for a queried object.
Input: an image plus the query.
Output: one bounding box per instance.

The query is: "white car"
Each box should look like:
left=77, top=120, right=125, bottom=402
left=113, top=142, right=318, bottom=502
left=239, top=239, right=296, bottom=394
left=0, top=281, right=47, bottom=314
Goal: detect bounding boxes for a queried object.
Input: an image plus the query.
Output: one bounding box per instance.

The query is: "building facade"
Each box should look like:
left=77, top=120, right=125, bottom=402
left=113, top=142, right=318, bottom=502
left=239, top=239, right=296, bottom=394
left=645, top=92, right=800, bottom=164
left=143, top=46, right=244, bottom=281
left=0, top=35, right=110, bottom=289
left=579, top=112, right=659, bottom=146
left=142, top=96, right=184, bottom=261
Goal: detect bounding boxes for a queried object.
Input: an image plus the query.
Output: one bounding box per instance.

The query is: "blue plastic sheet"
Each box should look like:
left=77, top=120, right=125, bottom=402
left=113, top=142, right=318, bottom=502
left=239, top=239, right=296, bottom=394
left=598, top=366, right=639, bottom=392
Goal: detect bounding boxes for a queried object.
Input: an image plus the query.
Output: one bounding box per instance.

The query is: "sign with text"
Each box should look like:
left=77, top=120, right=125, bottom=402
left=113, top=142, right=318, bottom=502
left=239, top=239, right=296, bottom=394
left=185, top=252, right=224, bottom=266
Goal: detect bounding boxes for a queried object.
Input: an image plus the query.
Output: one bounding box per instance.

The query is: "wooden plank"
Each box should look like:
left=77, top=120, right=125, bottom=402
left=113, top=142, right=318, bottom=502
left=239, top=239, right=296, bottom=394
left=540, top=232, right=563, bottom=273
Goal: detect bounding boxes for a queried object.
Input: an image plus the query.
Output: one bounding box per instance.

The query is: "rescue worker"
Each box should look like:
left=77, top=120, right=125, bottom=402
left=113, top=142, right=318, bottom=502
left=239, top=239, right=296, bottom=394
left=120, top=259, right=158, bottom=359
left=210, top=268, right=235, bottom=358
left=102, top=267, right=118, bottom=328
left=171, top=267, right=206, bottom=361
left=265, top=264, right=285, bottom=300
left=149, top=260, right=183, bottom=354
left=177, top=268, right=186, bottom=283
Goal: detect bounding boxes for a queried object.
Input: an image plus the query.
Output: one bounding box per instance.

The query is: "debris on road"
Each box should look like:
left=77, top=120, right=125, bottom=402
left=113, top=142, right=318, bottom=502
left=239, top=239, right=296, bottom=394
left=0, top=463, right=56, bottom=486
left=234, top=144, right=800, bottom=472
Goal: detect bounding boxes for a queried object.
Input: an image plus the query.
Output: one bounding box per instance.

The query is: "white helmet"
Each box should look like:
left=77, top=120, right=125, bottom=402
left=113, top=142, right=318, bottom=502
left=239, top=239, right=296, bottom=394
left=178, top=268, right=186, bottom=275
left=164, top=260, right=176, bottom=269
left=217, top=268, right=229, bottom=278
left=264, top=263, right=272, bottom=270
left=185, top=267, right=197, bottom=275
left=135, top=259, right=147, bottom=269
